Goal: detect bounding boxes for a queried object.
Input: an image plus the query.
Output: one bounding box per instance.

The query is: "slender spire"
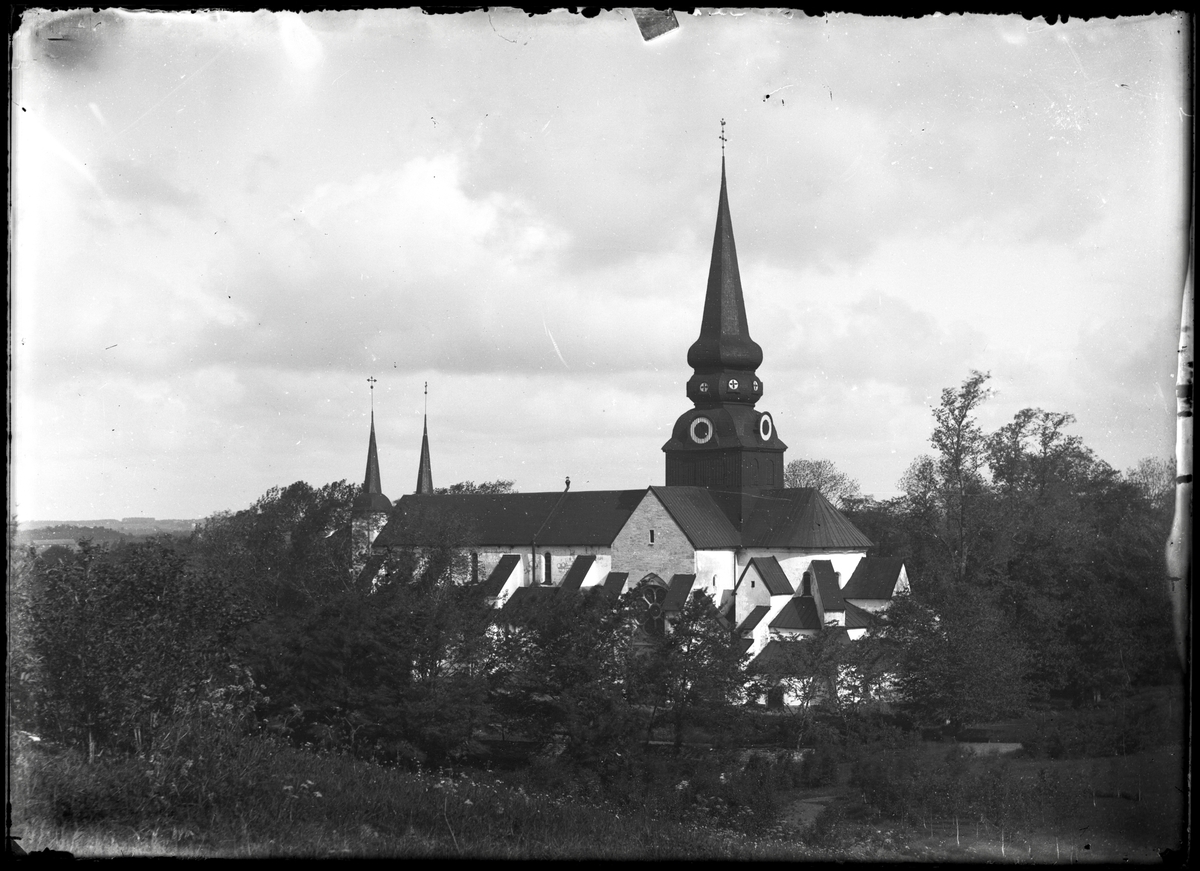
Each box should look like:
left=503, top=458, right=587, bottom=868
left=363, top=410, right=383, bottom=494
left=415, top=381, right=433, bottom=494
left=354, top=376, right=391, bottom=513
left=685, top=139, right=764, bottom=406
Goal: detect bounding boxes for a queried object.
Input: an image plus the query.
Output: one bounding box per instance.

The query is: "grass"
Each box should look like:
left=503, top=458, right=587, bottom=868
left=11, top=686, right=1187, bottom=860
left=11, top=732, right=827, bottom=859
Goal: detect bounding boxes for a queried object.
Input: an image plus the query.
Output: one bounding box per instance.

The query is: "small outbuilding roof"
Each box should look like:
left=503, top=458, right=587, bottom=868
left=809, top=559, right=844, bottom=611
left=736, top=604, right=770, bottom=633
left=842, top=558, right=905, bottom=600
left=844, top=601, right=875, bottom=630
left=662, top=573, right=699, bottom=611
left=557, top=554, right=597, bottom=593
left=745, top=556, right=794, bottom=596
left=480, top=554, right=522, bottom=598
left=769, top=596, right=823, bottom=631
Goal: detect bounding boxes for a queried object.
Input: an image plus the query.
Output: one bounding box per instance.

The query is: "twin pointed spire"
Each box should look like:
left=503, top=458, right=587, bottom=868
left=354, top=377, right=392, bottom=514
left=415, top=381, right=433, bottom=495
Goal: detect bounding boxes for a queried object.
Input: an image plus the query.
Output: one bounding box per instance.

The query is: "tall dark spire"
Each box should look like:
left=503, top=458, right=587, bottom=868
left=685, top=155, right=764, bottom=407
left=415, top=382, right=433, bottom=495
left=364, top=410, right=384, bottom=495
left=353, top=378, right=391, bottom=514
left=663, top=149, right=787, bottom=520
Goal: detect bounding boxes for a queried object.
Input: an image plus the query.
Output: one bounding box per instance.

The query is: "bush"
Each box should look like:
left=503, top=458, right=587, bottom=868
left=800, top=744, right=840, bottom=788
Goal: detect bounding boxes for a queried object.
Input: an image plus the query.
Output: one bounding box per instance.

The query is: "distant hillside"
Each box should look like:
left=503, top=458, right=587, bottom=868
left=19, top=518, right=199, bottom=534
left=15, top=518, right=199, bottom=550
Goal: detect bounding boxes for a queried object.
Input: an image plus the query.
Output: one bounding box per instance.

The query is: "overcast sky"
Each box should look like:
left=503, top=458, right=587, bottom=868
left=11, top=9, right=1191, bottom=521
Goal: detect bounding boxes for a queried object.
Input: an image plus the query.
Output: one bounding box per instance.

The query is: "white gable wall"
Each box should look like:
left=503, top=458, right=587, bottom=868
left=742, top=549, right=867, bottom=593
left=695, top=549, right=738, bottom=603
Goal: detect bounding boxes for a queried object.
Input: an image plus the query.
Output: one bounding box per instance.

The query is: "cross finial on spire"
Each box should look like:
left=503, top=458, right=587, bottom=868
left=719, top=118, right=727, bottom=157
left=424, top=381, right=428, bottom=415
left=367, top=376, right=377, bottom=411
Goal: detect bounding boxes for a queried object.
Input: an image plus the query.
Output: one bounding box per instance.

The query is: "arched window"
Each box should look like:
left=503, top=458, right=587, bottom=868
left=543, top=552, right=553, bottom=585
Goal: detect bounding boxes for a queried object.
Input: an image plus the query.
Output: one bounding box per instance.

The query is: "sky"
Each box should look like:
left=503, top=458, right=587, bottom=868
left=11, top=9, right=1192, bottom=522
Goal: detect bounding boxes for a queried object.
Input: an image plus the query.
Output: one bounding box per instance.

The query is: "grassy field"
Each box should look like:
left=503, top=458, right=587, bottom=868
left=767, top=741, right=1186, bottom=863
left=11, top=687, right=1187, bottom=860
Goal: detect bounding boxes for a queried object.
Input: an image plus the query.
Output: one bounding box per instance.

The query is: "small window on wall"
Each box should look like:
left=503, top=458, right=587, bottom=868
left=800, top=572, right=813, bottom=597
left=471, top=552, right=479, bottom=584
left=649, top=529, right=656, bottom=545
left=543, top=552, right=552, bottom=586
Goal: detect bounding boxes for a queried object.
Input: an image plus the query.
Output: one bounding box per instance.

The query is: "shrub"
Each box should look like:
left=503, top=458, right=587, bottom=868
left=800, top=744, right=840, bottom=788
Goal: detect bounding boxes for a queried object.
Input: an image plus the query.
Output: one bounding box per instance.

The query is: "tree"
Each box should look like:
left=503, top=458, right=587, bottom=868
left=895, top=371, right=996, bottom=591
left=189, top=480, right=358, bottom=613
left=433, top=479, right=516, bottom=496
left=784, top=459, right=862, bottom=508
left=21, top=537, right=253, bottom=753
left=489, top=587, right=641, bottom=766
left=872, top=593, right=1027, bottom=733
left=1125, top=457, right=1175, bottom=513
left=635, top=589, right=747, bottom=751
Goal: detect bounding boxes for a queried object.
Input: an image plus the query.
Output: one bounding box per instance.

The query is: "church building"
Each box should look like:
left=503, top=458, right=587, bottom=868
left=360, top=156, right=909, bottom=661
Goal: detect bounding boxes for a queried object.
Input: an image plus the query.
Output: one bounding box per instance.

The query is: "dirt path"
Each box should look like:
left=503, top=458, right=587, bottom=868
left=781, top=793, right=835, bottom=831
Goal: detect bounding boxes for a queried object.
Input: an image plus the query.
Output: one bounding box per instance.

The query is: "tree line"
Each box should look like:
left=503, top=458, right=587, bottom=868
left=9, top=371, right=1179, bottom=774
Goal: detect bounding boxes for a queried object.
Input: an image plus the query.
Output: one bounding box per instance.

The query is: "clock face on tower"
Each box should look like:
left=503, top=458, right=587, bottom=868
left=758, top=413, right=773, bottom=441
left=690, top=416, right=714, bottom=444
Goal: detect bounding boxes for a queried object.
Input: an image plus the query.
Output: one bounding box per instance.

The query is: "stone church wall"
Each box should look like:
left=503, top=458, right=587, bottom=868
left=611, top=492, right=695, bottom=584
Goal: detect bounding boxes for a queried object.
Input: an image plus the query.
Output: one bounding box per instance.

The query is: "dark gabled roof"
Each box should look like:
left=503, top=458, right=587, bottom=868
left=355, top=552, right=386, bottom=587
left=736, top=604, right=770, bottom=633
left=810, top=559, right=844, bottom=611
left=599, top=572, right=629, bottom=598
left=752, top=632, right=852, bottom=670
left=557, top=554, right=596, bottom=593
left=741, top=488, right=873, bottom=549
left=845, top=601, right=875, bottom=630
left=746, top=556, right=793, bottom=597
left=842, top=557, right=905, bottom=600
left=662, top=574, right=698, bottom=611
left=375, top=489, right=645, bottom=549
left=539, top=490, right=648, bottom=544
left=649, top=486, right=740, bottom=548
left=499, top=584, right=558, bottom=624
left=769, top=596, right=822, bottom=631
left=749, top=639, right=799, bottom=670
left=480, top=554, right=522, bottom=598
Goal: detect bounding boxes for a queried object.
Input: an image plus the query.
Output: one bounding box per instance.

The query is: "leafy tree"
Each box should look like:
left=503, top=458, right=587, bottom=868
left=1125, top=456, right=1175, bottom=513
left=432, top=479, right=516, bottom=496
left=900, top=371, right=995, bottom=589
left=489, top=588, right=641, bottom=765
left=635, top=589, right=747, bottom=751
left=20, top=537, right=253, bottom=753
left=189, top=480, right=358, bottom=613
left=872, top=593, right=1027, bottom=732
left=784, top=459, right=862, bottom=509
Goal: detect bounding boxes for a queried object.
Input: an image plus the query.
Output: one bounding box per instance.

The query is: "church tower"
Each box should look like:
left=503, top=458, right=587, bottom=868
left=662, top=153, right=787, bottom=525
left=352, top=392, right=393, bottom=569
